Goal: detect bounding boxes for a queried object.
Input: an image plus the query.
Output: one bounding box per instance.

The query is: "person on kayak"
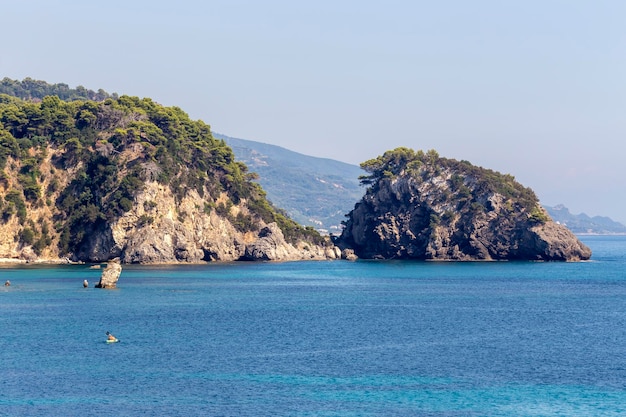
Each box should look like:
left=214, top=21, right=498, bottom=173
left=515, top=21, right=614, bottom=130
left=106, top=331, right=116, bottom=341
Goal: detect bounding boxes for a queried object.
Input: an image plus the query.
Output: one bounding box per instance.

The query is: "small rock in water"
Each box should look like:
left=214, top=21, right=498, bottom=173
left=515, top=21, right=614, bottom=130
left=95, top=259, right=122, bottom=289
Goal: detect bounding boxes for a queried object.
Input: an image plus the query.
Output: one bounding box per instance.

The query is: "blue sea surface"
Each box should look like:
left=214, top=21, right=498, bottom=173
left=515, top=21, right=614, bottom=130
left=1, top=235, right=625, bottom=416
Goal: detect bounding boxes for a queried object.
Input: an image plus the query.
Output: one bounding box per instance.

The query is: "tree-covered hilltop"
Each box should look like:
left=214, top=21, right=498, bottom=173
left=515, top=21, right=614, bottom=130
left=337, top=147, right=590, bottom=261
left=0, top=89, right=326, bottom=262
left=358, top=147, right=546, bottom=222
left=0, top=77, right=115, bottom=102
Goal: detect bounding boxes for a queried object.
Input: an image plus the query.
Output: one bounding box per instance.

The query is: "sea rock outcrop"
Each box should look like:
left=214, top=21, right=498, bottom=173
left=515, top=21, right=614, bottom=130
left=336, top=148, right=591, bottom=261
left=95, top=260, right=122, bottom=288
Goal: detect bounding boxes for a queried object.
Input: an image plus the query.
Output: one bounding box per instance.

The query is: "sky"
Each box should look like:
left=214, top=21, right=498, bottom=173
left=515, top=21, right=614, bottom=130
left=3, top=0, right=626, bottom=223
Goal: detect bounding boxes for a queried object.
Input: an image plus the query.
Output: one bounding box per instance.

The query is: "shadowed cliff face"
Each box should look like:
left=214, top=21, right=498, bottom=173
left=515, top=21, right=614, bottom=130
left=336, top=150, right=591, bottom=261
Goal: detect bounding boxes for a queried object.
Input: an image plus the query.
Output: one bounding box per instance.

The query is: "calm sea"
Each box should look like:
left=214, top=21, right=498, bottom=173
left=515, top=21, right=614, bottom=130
left=1, top=235, right=625, bottom=416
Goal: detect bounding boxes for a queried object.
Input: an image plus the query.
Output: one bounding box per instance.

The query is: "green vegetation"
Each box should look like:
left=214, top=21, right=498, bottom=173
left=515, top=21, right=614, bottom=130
left=528, top=206, right=549, bottom=224
left=4, top=190, right=27, bottom=223
left=0, top=77, right=115, bottom=102
left=220, top=135, right=365, bottom=231
left=0, top=79, right=322, bottom=254
left=359, top=147, right=542, bottom=220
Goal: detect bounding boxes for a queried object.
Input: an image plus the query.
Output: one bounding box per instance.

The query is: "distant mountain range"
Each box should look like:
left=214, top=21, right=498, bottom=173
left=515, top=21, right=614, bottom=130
left=219, top=134, right=626, bottom=235
left=216, top=134, right=364, bottom=233
left=544, top=205, right=626, bottom=235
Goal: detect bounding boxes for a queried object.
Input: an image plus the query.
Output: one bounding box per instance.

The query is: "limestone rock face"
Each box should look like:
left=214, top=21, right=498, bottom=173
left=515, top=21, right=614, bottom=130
left=341, top=248, right=358, bottom=261
left=337, top=168, right=591, bottom=261
left=95, top=260, right=122, bottom=288
left=70, top=182, right=339, bottom=264
left=243, top=223, right=291, bottom=261
left=242, top=223, right=340, bottom=261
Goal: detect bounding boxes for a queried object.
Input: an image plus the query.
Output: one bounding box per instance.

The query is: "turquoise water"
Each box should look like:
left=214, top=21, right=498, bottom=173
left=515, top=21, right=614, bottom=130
left=1, top=236, right=625, bottom=416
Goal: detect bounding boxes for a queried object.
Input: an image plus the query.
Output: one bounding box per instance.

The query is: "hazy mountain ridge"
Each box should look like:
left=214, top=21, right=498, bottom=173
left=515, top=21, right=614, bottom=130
left=544, top=204, right=626, bottom=235
left=216, top=134, right=364, bottom=232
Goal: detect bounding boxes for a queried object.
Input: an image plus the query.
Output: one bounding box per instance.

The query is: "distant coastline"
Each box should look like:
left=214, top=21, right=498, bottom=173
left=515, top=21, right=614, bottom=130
left=575, top=232, right=626, bottom=236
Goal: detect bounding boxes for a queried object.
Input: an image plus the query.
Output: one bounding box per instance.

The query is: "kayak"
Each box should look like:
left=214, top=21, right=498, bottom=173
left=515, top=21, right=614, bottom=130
left=106, top=338, right=120, bottom=343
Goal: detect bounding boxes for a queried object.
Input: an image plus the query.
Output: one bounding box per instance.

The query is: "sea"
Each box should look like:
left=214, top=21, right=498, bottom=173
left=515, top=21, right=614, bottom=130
left=1, top=235, right=625, bottom=416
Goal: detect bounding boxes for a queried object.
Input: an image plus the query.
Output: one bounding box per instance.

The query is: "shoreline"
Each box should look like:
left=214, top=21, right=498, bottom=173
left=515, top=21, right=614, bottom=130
left=0, top=257, right=78, bottom=265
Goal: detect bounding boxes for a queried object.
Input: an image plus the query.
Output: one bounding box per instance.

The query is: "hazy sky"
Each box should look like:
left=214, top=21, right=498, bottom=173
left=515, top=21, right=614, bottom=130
left=3, top=0, right=626, bottom=223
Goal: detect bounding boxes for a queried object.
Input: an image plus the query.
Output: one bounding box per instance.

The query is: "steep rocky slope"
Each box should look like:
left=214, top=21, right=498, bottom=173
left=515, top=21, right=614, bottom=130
left=0, top=92, right=336, bottom=263
left=336, top=148, right=591, bottom=261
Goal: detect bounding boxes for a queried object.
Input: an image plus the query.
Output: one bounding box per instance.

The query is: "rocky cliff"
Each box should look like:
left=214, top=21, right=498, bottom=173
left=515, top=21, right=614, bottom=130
left=336, top=148, right=591, bottom=261
left=0, top=92, right=337, bottom=263
left=106, top=182, right=337, bottom=263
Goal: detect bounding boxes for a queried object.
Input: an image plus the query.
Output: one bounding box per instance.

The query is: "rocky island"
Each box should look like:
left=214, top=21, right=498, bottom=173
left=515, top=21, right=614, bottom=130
left=335, top=148, right=591, bottom=261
